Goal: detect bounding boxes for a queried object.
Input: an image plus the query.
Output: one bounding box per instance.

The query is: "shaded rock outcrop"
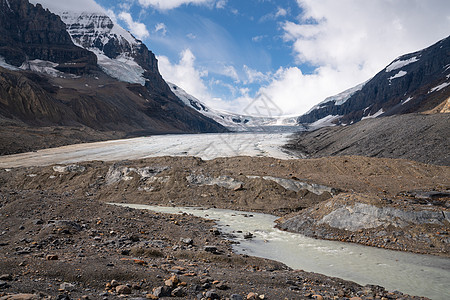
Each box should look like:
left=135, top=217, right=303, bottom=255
left=0, top=0, right=97, bottom=74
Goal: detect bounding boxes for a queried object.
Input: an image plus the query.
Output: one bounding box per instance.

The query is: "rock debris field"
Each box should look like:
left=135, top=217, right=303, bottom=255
left=1, top=153, right=449, bottom=299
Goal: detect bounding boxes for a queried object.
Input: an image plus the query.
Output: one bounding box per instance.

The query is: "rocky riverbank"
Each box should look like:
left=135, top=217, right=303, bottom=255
left=1, top=155, right=448, bottom=299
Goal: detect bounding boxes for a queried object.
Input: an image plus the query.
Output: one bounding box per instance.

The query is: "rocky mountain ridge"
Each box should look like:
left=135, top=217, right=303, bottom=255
left=0, top=0, right=227, bottom=155
left=298, top=36, right=450, bottom=126
left=0, top=0, right=97, bottom=74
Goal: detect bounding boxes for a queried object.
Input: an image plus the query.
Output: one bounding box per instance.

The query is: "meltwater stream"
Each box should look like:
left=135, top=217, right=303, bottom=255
left=111, top=204, right=450, bottom=300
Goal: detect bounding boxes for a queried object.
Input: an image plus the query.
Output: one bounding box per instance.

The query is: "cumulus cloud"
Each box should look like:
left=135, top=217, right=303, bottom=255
left=260, top=0, right=450, bottom=115
left=158, top=49, right=210, bottom=102
left=118, top=12, right=150, bottom=40
left=29, top=0, right=105, bottom=13
left=137, top=0, right=212, bottom=10
left=158, top=50, right=252, bottom=113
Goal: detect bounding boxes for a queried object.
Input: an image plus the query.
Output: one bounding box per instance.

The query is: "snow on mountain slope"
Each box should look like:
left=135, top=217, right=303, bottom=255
left=298, top=36, right=450, bottom=127
left=29, top=1, right=147, bottom=85
left=60, top=12, right=146, bottom=85
left=304, top=82, right=366, bottom=115
left=168, top=82, right=300, bottom=131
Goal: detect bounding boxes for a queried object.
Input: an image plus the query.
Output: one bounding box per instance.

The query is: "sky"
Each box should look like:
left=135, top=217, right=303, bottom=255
left=32, top=0, right=450, bottom=116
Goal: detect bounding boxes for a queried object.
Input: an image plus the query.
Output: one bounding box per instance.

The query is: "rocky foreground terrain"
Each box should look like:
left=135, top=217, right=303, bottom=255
left=1, top=155, right=448, bottom=299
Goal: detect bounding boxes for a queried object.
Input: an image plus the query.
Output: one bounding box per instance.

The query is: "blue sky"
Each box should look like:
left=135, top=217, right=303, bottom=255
left=34, top=0, right=450, bottom=116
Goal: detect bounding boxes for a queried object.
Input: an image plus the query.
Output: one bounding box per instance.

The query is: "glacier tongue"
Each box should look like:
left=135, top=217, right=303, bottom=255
left=169, top=82, right=300, bottom=131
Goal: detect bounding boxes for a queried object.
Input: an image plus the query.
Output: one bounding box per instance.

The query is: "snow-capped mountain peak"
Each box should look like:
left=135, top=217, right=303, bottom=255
left=59, top=11, right=147, bottom=85
left=29, top=0, right=156, bottom=86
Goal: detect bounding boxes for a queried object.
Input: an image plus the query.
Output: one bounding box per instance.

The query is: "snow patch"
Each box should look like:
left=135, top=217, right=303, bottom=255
left=401, top=97, right=413, bottom=105
left=385, top=57, right=419, bottom=72
left=308, top=115, right=340, bottom=129
left=388, top=70, right=407, bottom=81
left=361, top=109, right=384, bottom=120
left=94, top=51, right=145, bottom=85
left=19, top=60, right=78, bottom=78
left=0, top=56, right=19, bottom=71
left=428, top=82, right=450, bottom=93
left=305, top=82, right=366, bottom=115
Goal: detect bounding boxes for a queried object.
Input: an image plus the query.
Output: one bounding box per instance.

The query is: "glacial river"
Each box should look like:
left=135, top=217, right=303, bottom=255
left=111, top=204, right=450, bottom=300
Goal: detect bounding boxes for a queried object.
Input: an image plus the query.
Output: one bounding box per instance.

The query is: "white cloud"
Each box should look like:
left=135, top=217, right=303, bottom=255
left=158, top=50, right=252, bottom=113
left=216, top=0, right=227, bottom=9
left=275, top=7, right=288, bottom=18
left=243, top=65, right=270, bottom=84
left=251, top=35, right=265, bottom=43
left=260, top=0, right=450, bottom=115
left=154, top=23, right=167, bottom=36
left=222, top=65, right=240, bottom=82
left=29, top=0, right=105, bottom=13
left=187, top=33, right=197, bottom=39
left=158, top=49, right=210, bottom=102
left=137, top=0, right=212, bottom=10
left=118, top=12, right=150, bottom=40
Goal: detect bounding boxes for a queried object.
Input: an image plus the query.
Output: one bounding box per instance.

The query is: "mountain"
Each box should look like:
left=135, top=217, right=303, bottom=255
left=0, top=0, right=227, bottom=154
left=169, top=82, right=300, bottom=132
left=0, top=0, right=97, bottom=74
left=298, top=36, right=450, bottom=126
left=285, top=113, right=450, bottom=166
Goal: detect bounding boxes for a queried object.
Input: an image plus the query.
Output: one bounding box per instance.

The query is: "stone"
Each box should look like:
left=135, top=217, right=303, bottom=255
left=110, top=280, right=120, bottom=287
left=164, top=275, right=179, bottom=287
left=205, top=290, right=219, bottom=299
left=116, top=285, right=132, bottom=294
left=247, top=292, right=258, bottom=299
left=146, top=295, right=158, bottom=300
left=46, top=254, right=58, bottom=260
left=216, top=282, right=229, bottom=290
left=153, top=286, right=171, bottom=298
left=204, top=246, right=218, bottom=253
left=171, top=287, right=186, bottom=297
left=230, top=295, right=244, bottom=300
left=312, top=295, right=324, bottom=300
left=233, top=183, right=244, bottom=191
left=180, top=238, right=193, bottom=245
left=243, top=233, right=254, bottom=239
left=59, top=282, right=75, bottom=291
left=0, top=274, right=12, bottom=281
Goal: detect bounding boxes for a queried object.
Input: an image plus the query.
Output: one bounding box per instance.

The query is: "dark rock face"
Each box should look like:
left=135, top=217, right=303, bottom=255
left=0, top=0, right=97, bottom=74
left=298, top=35, right=450, bottom=125
left=0, top=0, right=227, bottom=151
